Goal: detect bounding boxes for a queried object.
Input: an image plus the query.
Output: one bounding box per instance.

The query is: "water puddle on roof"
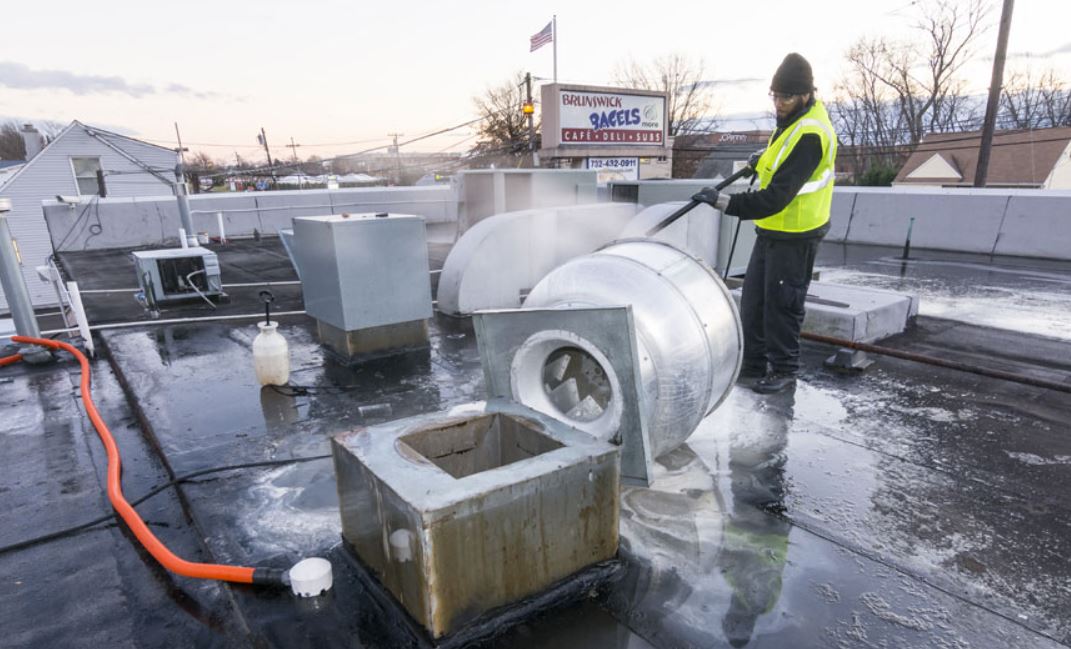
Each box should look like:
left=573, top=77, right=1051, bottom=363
left=816, top=265, right=1071, bottom=341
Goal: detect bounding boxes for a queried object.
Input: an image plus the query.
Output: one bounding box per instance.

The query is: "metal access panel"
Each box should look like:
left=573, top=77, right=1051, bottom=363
left=292, top=213, right=433, bottom=331
left=457, top=170, right=598, bottom=231
left=473, top=305, right=654, bottom=485
left=131, top=247, right=222, bottom=303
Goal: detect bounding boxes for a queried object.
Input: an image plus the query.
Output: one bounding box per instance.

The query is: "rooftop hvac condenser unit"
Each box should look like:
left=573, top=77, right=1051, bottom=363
left=132, top=248, right=223, bottom=304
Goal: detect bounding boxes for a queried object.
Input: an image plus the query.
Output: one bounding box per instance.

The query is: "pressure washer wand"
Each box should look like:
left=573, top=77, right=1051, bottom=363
left=645, top=165, right=755, bottom=237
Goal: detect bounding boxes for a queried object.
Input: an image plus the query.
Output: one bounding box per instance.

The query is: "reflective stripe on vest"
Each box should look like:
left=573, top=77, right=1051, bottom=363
left=754, top=100, right=838, bottom=233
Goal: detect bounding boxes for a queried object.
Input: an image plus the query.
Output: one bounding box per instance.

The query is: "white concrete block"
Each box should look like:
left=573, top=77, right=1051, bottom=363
left=994, top=194, right=1071, bottom=260
left=730, top=281, right=917, bottom=343
left=847, top=189, right=1006, bottom=253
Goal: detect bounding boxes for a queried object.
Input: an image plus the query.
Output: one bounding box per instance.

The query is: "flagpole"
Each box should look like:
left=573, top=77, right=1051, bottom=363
left=552, top=15, right=558, bottom=82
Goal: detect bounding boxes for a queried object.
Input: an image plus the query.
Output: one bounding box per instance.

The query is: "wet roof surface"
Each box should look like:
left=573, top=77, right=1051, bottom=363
left=2, top=239, right=1070, bottom=648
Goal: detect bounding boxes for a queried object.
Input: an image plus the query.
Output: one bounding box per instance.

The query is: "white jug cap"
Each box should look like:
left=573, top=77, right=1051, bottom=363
left=289, top=557, right=333, bottom=597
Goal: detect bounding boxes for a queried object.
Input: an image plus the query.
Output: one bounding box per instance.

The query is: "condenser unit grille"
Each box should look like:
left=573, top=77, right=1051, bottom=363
left=159, top=256, right=207, bottom=295
left=132, top=248, right=223, bottom=304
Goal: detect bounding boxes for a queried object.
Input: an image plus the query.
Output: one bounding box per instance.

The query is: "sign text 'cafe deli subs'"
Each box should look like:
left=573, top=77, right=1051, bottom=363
left=540, top=84, right=672, bottom=164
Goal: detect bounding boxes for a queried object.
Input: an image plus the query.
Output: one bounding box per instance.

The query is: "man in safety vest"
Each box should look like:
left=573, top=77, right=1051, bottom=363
left=692, top=53, right=837, bottom=394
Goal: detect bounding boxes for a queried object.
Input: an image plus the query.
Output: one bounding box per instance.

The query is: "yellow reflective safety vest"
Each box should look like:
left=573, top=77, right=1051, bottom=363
left=754, top=99, right=838, bottom=233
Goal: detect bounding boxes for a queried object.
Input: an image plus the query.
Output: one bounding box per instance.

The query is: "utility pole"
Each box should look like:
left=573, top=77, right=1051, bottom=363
left=173, top=122, right=189, bottom=164
left=173, top=163, right=197, bottom=247
left=387, top=132, right=404, bottom=185
left=287, top=137, right=301, bottom=162
left=525, top=72, right=539, bottom=168
left=232, top=152, right=242, bottom=192
left=257, top=127, right=277, bottom=188
left=974, top=0, right=1014, bottom=188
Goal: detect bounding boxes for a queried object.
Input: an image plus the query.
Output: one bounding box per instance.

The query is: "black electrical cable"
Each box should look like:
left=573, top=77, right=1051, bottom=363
left=82, top=199, right=105, bottom=250
left=268, top=384, right=360, bottom=397
left=267, top=380, right=417, bottom=398
left=0, top=454, right=330, bottom=556
left=52, top=195, right=99, bottom=252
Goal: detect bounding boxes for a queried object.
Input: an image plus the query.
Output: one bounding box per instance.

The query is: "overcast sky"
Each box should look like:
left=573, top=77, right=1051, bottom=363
left=1, top=0, right=1068, bottom=161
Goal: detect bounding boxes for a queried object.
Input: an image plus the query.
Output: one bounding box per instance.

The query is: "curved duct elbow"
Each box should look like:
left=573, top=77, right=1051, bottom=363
left=523, top=240, right=742, bottom=457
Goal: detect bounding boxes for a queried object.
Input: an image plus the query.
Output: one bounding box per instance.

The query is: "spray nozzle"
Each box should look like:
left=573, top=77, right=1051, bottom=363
left=259, top=289, right=275, bottom=325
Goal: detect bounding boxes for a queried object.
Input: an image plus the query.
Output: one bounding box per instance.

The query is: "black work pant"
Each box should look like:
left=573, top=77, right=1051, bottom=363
left=739, top=233, right=821, bottom=375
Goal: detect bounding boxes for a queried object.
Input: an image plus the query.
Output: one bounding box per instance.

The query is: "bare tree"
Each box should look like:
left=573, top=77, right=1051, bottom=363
left=832, top=0, right=991, bottom=182
left=0, top=121, right=26, bottom=160
left=831, top=41, right=913, bottom=180
left=612, top=53, right=715, bottom=135
left=186, top=150, right=217, bottom=172
left=470, top=71, right=538, bottom=167
left=300, top=154, right=325, bottom=176
left=37, top=120, right=67, bottom=140
left=1001, top=68, right=1071, bottom=129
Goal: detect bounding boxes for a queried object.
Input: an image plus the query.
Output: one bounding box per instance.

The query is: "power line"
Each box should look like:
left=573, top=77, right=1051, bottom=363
left=674, top=133, right=1071, bottom=158
left=142, top=135, right=392, bottom=148
left=201, top=116, right=486, bottom=179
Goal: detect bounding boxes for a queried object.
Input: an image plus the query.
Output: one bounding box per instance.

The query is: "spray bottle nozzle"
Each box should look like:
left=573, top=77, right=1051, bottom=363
left=259, top=289, right=275, bottom=325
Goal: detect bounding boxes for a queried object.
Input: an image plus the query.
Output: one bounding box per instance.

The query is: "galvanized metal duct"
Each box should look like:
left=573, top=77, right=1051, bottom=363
left=523, top=239, right=742, bottom=458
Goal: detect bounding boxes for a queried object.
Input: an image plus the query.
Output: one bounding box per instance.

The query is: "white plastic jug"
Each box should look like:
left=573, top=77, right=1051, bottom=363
left=253, top=321, right=290, bottom=386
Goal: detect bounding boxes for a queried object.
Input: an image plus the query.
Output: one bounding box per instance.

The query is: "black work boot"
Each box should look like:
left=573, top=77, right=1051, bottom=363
left=736, top=364, right=766, bottom=385
left=751, top=372, right=796, bottom=394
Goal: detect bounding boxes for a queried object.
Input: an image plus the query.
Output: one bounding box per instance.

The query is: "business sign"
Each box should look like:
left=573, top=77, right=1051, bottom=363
left=587, top=157, right=639, bottom=184
left=558, top=90, right=666, bottom=146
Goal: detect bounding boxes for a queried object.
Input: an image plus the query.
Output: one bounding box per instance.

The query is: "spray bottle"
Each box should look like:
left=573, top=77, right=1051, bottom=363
left=253, top=290, right=290, bottom=386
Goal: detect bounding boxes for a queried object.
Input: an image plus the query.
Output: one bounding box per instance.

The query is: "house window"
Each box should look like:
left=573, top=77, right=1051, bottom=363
left=71, top=157, right=102, bottom=195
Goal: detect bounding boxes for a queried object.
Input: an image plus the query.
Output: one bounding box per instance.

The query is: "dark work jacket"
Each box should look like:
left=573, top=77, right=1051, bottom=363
left=725, top=98, right=830, bottom=240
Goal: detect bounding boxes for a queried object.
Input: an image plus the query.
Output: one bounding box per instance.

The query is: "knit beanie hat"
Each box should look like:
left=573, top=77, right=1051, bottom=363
left=771, top=53, right=814, bottom=95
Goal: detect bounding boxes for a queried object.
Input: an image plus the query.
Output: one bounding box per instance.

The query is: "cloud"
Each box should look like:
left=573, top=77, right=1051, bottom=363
left=0, top=62, right=240, bottom=101
left=165, top=83, right=226, bottom=101
left=0, top=61, right=154, bottom=96
left=1003, top=42, right=1071, bottom=60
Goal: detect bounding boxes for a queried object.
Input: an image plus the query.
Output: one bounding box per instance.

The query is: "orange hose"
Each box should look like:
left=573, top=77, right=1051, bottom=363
left=0, top=353, right=22, bottom=367
left=10, top=336, right=257, bottom=584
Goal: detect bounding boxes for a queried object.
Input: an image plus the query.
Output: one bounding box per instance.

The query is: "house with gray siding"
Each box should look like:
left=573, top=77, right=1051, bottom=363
left=0, top=121, right=177, bottom=312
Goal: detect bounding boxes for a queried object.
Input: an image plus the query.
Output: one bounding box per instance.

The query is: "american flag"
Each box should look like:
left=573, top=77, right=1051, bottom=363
left=530, top=21, right=553, bottom=52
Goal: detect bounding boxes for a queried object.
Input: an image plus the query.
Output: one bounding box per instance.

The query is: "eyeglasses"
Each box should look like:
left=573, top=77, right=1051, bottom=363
left=768, top=91, right=798, bottom=103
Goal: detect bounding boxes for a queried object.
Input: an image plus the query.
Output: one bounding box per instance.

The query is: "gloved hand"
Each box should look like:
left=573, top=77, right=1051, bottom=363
left=743, top=149, right=764, bottom=178
left=692, top=187, right=727, bottom=210
left=691, top=187, right=719, bottom=205
left=747, top=149, right=764, bottom=170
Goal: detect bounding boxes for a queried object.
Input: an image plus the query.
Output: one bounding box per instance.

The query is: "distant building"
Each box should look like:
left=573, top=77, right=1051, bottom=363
left=894, top=126, right=1071, bottom=189
left=338, top=151, right=462, bottom=184
left=0, top=121, right=178, bottom=311
left=673, top=131, right=770, bottom=179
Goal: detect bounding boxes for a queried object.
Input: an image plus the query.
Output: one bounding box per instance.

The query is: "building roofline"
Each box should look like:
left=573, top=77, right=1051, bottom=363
left=0, top=121, right=174, bottom=194
left=73, top=120, right=177, bottom=155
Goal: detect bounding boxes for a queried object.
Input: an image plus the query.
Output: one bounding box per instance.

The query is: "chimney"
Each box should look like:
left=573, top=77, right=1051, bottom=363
left=19, top=124, right=47, bottom=160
